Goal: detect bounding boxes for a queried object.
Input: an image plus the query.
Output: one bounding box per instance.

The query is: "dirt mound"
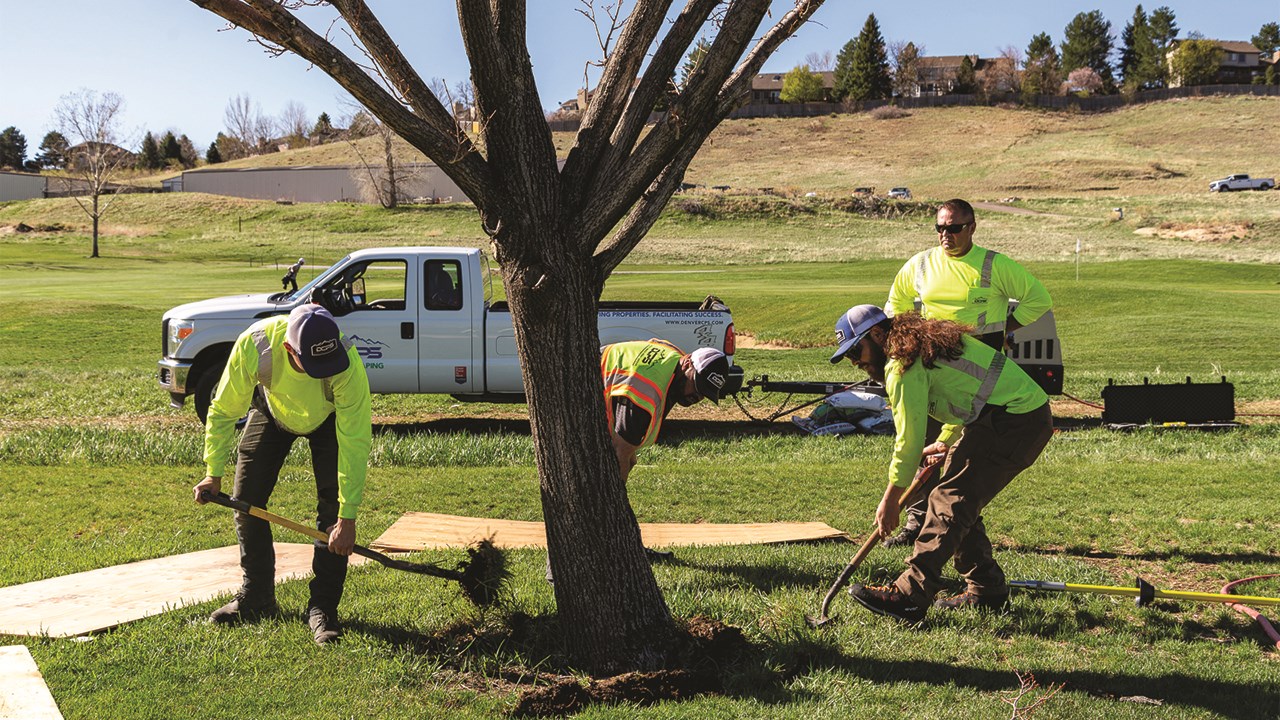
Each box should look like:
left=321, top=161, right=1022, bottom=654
left=1134, top=222, right=1254, bottom=243
left=510, top=616, right=748, bottom=717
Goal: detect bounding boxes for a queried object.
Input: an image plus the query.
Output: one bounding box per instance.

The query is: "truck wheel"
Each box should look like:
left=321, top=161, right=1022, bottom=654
left=192, top=370, right=220, bottom=424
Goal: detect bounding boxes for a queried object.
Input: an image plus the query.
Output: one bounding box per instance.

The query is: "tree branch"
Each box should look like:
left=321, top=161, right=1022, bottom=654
left=716, top=0, right=827, bottom=115
left=189, top=0, right=494, bottom=206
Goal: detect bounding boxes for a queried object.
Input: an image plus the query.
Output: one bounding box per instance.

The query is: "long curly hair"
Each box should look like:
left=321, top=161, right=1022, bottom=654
left=886, top=312, right=969, bottom=370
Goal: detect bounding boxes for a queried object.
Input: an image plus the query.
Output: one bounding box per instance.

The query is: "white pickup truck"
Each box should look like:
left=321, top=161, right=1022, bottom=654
left=158, top=246, right=741, bottom=421
left=1208, top=174, right=1275, bottom=192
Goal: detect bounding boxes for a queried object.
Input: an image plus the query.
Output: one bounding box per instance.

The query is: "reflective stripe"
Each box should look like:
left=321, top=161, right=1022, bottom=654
left=938, top=351, right=1007, bottom=423
left=972, top=250, right=1000, bottom=333
left=603, top=370, right=662, bottom=415
left=251, top=330, right=273, bottom=390
left=913, top=250, right=929, bottom=299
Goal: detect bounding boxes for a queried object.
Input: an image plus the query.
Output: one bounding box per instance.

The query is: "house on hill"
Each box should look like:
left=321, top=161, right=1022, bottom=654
left=911, top=55, right=1014, bottom=97
left=748, top=70, right=836, bottom=103
left=1167, top=40, right=1264, bottom=86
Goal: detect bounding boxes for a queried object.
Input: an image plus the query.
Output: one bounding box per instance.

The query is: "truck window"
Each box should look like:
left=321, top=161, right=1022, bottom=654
left=425, top=259, right=463, bottom=311
left=353, top=260, right=407, bottom=311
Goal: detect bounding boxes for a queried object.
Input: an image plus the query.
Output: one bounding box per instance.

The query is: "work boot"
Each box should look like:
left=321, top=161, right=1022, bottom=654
left=307, top=606, right=341, bottom=646
left=848, top=583, right=927, bottom=624
left=209, top=594, right=280, bottom=625
left=881, top=522, right=921, bottom=548
left=933, top=590, right=1010, bottom=612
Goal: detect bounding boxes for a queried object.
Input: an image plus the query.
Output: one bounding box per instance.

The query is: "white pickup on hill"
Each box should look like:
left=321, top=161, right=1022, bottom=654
left=1208, top=174, right=1274, bottom=192
left=158, top=246, right=740, bottom=421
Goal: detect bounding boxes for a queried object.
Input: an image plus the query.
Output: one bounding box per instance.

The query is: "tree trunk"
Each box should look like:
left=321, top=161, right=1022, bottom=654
left=499, top=231, right=672, bottom=676
left=91, top=194, right=99, bottom=258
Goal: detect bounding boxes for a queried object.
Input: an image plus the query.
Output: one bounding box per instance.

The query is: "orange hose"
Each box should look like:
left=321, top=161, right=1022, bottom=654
left=1221, top=575, right=1280, bottom=650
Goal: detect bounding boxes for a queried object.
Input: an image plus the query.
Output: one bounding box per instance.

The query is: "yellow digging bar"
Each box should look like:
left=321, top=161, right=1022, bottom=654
left=1010, top=578, right=1280, bottom=608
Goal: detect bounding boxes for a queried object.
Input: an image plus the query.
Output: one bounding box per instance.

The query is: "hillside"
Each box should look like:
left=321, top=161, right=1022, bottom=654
left=176, top=96, right=1280, bottom=200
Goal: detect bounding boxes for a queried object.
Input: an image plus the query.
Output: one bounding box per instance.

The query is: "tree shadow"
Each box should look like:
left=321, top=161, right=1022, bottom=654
left=1016, top=544, right=1280, bottom=566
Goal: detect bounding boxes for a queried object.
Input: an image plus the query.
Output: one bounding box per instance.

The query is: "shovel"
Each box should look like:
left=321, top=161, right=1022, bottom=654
left=806, top=458, right=940, bottom=628
left=201, top=491, right=507, bottom=606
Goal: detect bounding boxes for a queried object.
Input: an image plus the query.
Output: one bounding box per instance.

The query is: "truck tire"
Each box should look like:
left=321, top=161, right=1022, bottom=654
left=192, top=368, right=220, bottom=424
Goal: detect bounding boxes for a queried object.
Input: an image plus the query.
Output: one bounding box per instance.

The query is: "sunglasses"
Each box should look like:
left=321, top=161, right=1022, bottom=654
left=934, top=221, right=972, bottom=234
left=844, top=340, right=863, bottom=361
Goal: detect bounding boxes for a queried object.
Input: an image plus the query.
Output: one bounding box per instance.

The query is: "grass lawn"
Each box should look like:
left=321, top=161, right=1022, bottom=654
left=3, top=146, right=1280, bottom=717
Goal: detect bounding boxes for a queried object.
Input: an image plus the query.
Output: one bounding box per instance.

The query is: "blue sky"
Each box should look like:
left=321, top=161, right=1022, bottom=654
left=0, top=1, right=1274, bottom=152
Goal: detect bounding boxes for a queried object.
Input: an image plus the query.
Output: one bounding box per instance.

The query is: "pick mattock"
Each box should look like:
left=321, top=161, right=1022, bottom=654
left=807, top=457, right=941, bottom=628
left=201, top=491, right=508, bottom=607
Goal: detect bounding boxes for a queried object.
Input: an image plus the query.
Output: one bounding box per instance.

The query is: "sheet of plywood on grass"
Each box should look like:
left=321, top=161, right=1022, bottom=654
left=369, top=512, right=849, bottom=552
left=0, top=544, right=368, bottom=638
left=0, top=646, right=63, bottom=720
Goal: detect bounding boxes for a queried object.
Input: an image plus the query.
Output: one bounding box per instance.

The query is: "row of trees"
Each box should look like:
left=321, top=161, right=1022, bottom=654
left=778, top=8, right=1278, bottom=104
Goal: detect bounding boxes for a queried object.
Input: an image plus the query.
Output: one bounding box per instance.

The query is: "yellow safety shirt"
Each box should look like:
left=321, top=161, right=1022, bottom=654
left=885, top=335, right=1048, bottom=488
left=203, top=316, right=372, bottom=519
left=886, top=244, right=1052, bottom=335
left=600, top=339, right=683, bottom=449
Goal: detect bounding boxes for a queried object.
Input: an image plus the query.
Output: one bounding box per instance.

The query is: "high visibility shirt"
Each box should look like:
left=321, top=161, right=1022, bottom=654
left=600, top=339, right=683, bottom=449
left=885, top=244, right=1052, bottom=336
left=203, top=316, right=372, bottom=519
left=885, top=335, right=1048, bottom=488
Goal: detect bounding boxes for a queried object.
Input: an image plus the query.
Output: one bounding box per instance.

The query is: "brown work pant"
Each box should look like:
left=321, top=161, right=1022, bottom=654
left=895, top=402, right=1053, bottom=602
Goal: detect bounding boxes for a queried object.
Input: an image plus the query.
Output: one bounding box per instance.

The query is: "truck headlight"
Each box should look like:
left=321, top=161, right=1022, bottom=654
left=167, top=319, right=195, bottom=355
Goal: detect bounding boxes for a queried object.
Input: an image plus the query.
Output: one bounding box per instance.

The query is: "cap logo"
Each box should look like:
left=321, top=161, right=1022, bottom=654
left=707, top=372, right=726, bottom=389
left=835, top=328, right=847, bottom=343
left=311, top=338, right=339, bottom=356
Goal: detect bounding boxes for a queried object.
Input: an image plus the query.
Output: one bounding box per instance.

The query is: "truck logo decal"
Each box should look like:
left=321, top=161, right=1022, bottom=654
left=694, top=324, right=714, bottom=346
left=349, top=334, right=388, bottom=360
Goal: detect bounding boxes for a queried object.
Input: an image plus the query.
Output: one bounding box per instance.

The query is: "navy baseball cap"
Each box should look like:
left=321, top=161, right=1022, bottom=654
left=285, top=304, right=350, bottom=378
left=689, top=347, right=730, bottom=404
left=829, top=304, right=887, bottom=363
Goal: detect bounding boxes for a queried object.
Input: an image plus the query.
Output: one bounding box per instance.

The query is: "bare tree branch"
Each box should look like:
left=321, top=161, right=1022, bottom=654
left=190, top=0, right=493, bottom=205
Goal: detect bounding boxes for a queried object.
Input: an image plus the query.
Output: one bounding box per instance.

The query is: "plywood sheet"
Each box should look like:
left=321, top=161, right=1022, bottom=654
left=0, top=544, right=367, bottom=638
left=0, top=645, right=63, bottom=720
left=369, top=512, right=849, bottom=553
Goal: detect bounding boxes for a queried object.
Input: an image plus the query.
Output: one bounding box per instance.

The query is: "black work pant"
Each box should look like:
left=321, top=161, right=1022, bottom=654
left=895, top=402, right=1053, bottom=601
left=233, top=394, right=347, bottom=613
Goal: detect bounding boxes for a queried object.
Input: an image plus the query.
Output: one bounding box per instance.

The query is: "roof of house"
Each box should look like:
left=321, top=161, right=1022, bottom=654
left=917, top=55, right=977, bottom=69
left=751, top=70, right=835, bottom=90
left=1170, top=39, right=1261, bottom=54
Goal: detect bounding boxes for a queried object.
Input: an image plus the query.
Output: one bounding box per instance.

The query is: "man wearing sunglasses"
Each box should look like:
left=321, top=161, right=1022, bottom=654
left=881, top=198, right=1052, bottom=549
left=829, top=305, right=1053, bottom=623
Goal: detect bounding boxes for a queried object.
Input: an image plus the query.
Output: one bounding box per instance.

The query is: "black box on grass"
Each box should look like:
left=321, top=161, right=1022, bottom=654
left=1100, top=376, right=1234, bottom=425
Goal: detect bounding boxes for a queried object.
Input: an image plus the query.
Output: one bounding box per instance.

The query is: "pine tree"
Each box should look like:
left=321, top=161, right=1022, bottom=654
left=0, top=126, right=29, bottom=170
left=954, top=55, right=977, bottom=93
left=834, top=13, right=892, bottom=101
left=1023, top=32, right=1062, bottom=98
left=1147, top=6, right=1179, bottom=87
left=1061, top=10, right=1116, bottom=92
left=205, top=140, right=223, bottom=165
left=679, top=38, right=712, bottom=90
left=312, top=112, right=333, bottom=140
left=177, top=135, right=198, bottom=168
left=35, top=131, right=69, bottom=169
left=140, top=131, right=162, bottom=170
left=161, top=131, right=182, bottom=166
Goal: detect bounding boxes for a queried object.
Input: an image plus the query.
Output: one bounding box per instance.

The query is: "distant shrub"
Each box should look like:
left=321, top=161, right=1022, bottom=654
left=869, top=105, right=910, bottom=120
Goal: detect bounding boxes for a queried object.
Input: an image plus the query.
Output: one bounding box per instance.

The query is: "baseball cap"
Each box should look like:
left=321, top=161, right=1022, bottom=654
left=829, top=304, right=887, bottom=364
left=285, top=304, right=350, bottom=378
left=689, top=347, right=730, bottom=404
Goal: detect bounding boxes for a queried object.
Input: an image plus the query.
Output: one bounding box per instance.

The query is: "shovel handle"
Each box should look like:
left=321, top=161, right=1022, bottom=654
left=201, top=491, right=398, bottom=567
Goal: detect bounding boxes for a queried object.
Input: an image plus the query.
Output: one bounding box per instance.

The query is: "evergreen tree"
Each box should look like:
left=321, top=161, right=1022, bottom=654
left=177, top=135, right=198, bottom=168
left=1252, top=22, right=1280, bottom=57
left=206, top=140, right=223, bottom=164
left=1147, top=6, right=1179, bottom=87
left=312, top=111, right=333, bottom=138
left=35, top=131, right=69, bottom=169
left=140, top=131, right=162, bottom=170
left=1023, top=32, right=1062, bottom=98
left=161, top=131, right=182, bottom=166
left=679, top=38, right=712, bottom=90
left=1120, top=5, right=1155, bottom=88
left=953, top=55, right=977, bottom=93
left=1061, top=10, right=1116, bottom=91
left=0, top=126, right=28, bottom=170
left=834, top=13, right=892, bottom=101
left=780, top=64, right=825, bottom=103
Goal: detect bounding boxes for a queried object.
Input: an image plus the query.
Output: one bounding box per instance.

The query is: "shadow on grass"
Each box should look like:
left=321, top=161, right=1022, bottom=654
left=373, top=417, right=806, bottom=441
left=339, top=606, right=1275, bottom=719
left=1017, top=544, right=1280, bottom=566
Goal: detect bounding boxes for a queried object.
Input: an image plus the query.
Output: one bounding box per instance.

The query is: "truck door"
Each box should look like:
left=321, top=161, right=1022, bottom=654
left=418, top=258, right=477, bottom=392
left=319, top=258, right=419, bottom=393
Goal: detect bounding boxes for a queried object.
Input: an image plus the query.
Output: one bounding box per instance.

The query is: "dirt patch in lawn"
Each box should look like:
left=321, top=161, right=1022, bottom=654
left=1134, top=222, right=1255, bottom=243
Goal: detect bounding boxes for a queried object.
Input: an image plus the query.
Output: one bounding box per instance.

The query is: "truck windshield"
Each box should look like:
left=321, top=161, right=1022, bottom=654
left=284, top=256, right=347, bottom=302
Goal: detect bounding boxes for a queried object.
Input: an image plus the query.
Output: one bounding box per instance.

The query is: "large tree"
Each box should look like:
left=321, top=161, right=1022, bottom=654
left=1061, top=10, right=1115, bottom=92
left=34, top=131, right=69, bottom=170
left=1147, top=6, right=1179, bottom=87
left=780, top=64, right=825, bottom=103
left=1253, top=22, right=1280, bottom=58
left=1169, top=38, right=1224, bottom=86
left=187, top=0, right=826, bottom=676
left=1119, top=4, right=1160, bottom=90
left=1022, top=32, right=1062, bottom=99
left=52, top=89, right=134, bottom=258
left=0, top=126, right=27, bottom=170
left=888, top=40, right=923, bottom=98
left=139, top=131, right=163, bottom=170
left=834, top=13, right=892, bottom=101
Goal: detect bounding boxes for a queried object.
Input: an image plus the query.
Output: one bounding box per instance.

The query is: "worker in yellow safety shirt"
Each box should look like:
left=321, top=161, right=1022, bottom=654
left=829, top=305, right=1053, bottom=624
left=882, top=198, right=1052, bottom=549
left=193, top=303, right=371, bottom=646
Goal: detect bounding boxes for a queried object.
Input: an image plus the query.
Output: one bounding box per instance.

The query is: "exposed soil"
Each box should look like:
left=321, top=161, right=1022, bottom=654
left=1133, top=221, right=1255, bottom=243
left=510, top=615, right=749, bottom=717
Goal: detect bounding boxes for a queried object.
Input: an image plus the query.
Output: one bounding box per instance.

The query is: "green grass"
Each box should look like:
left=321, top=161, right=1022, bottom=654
left=3, top=118, right=1280, bottom=717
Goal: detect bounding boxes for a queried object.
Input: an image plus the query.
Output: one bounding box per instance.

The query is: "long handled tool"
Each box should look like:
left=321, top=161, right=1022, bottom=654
left=1011, top=577, right=1280, bottom=608
left=806, top=459, right=940, bottom=628
left=201, top=491, right=507, bottom=606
